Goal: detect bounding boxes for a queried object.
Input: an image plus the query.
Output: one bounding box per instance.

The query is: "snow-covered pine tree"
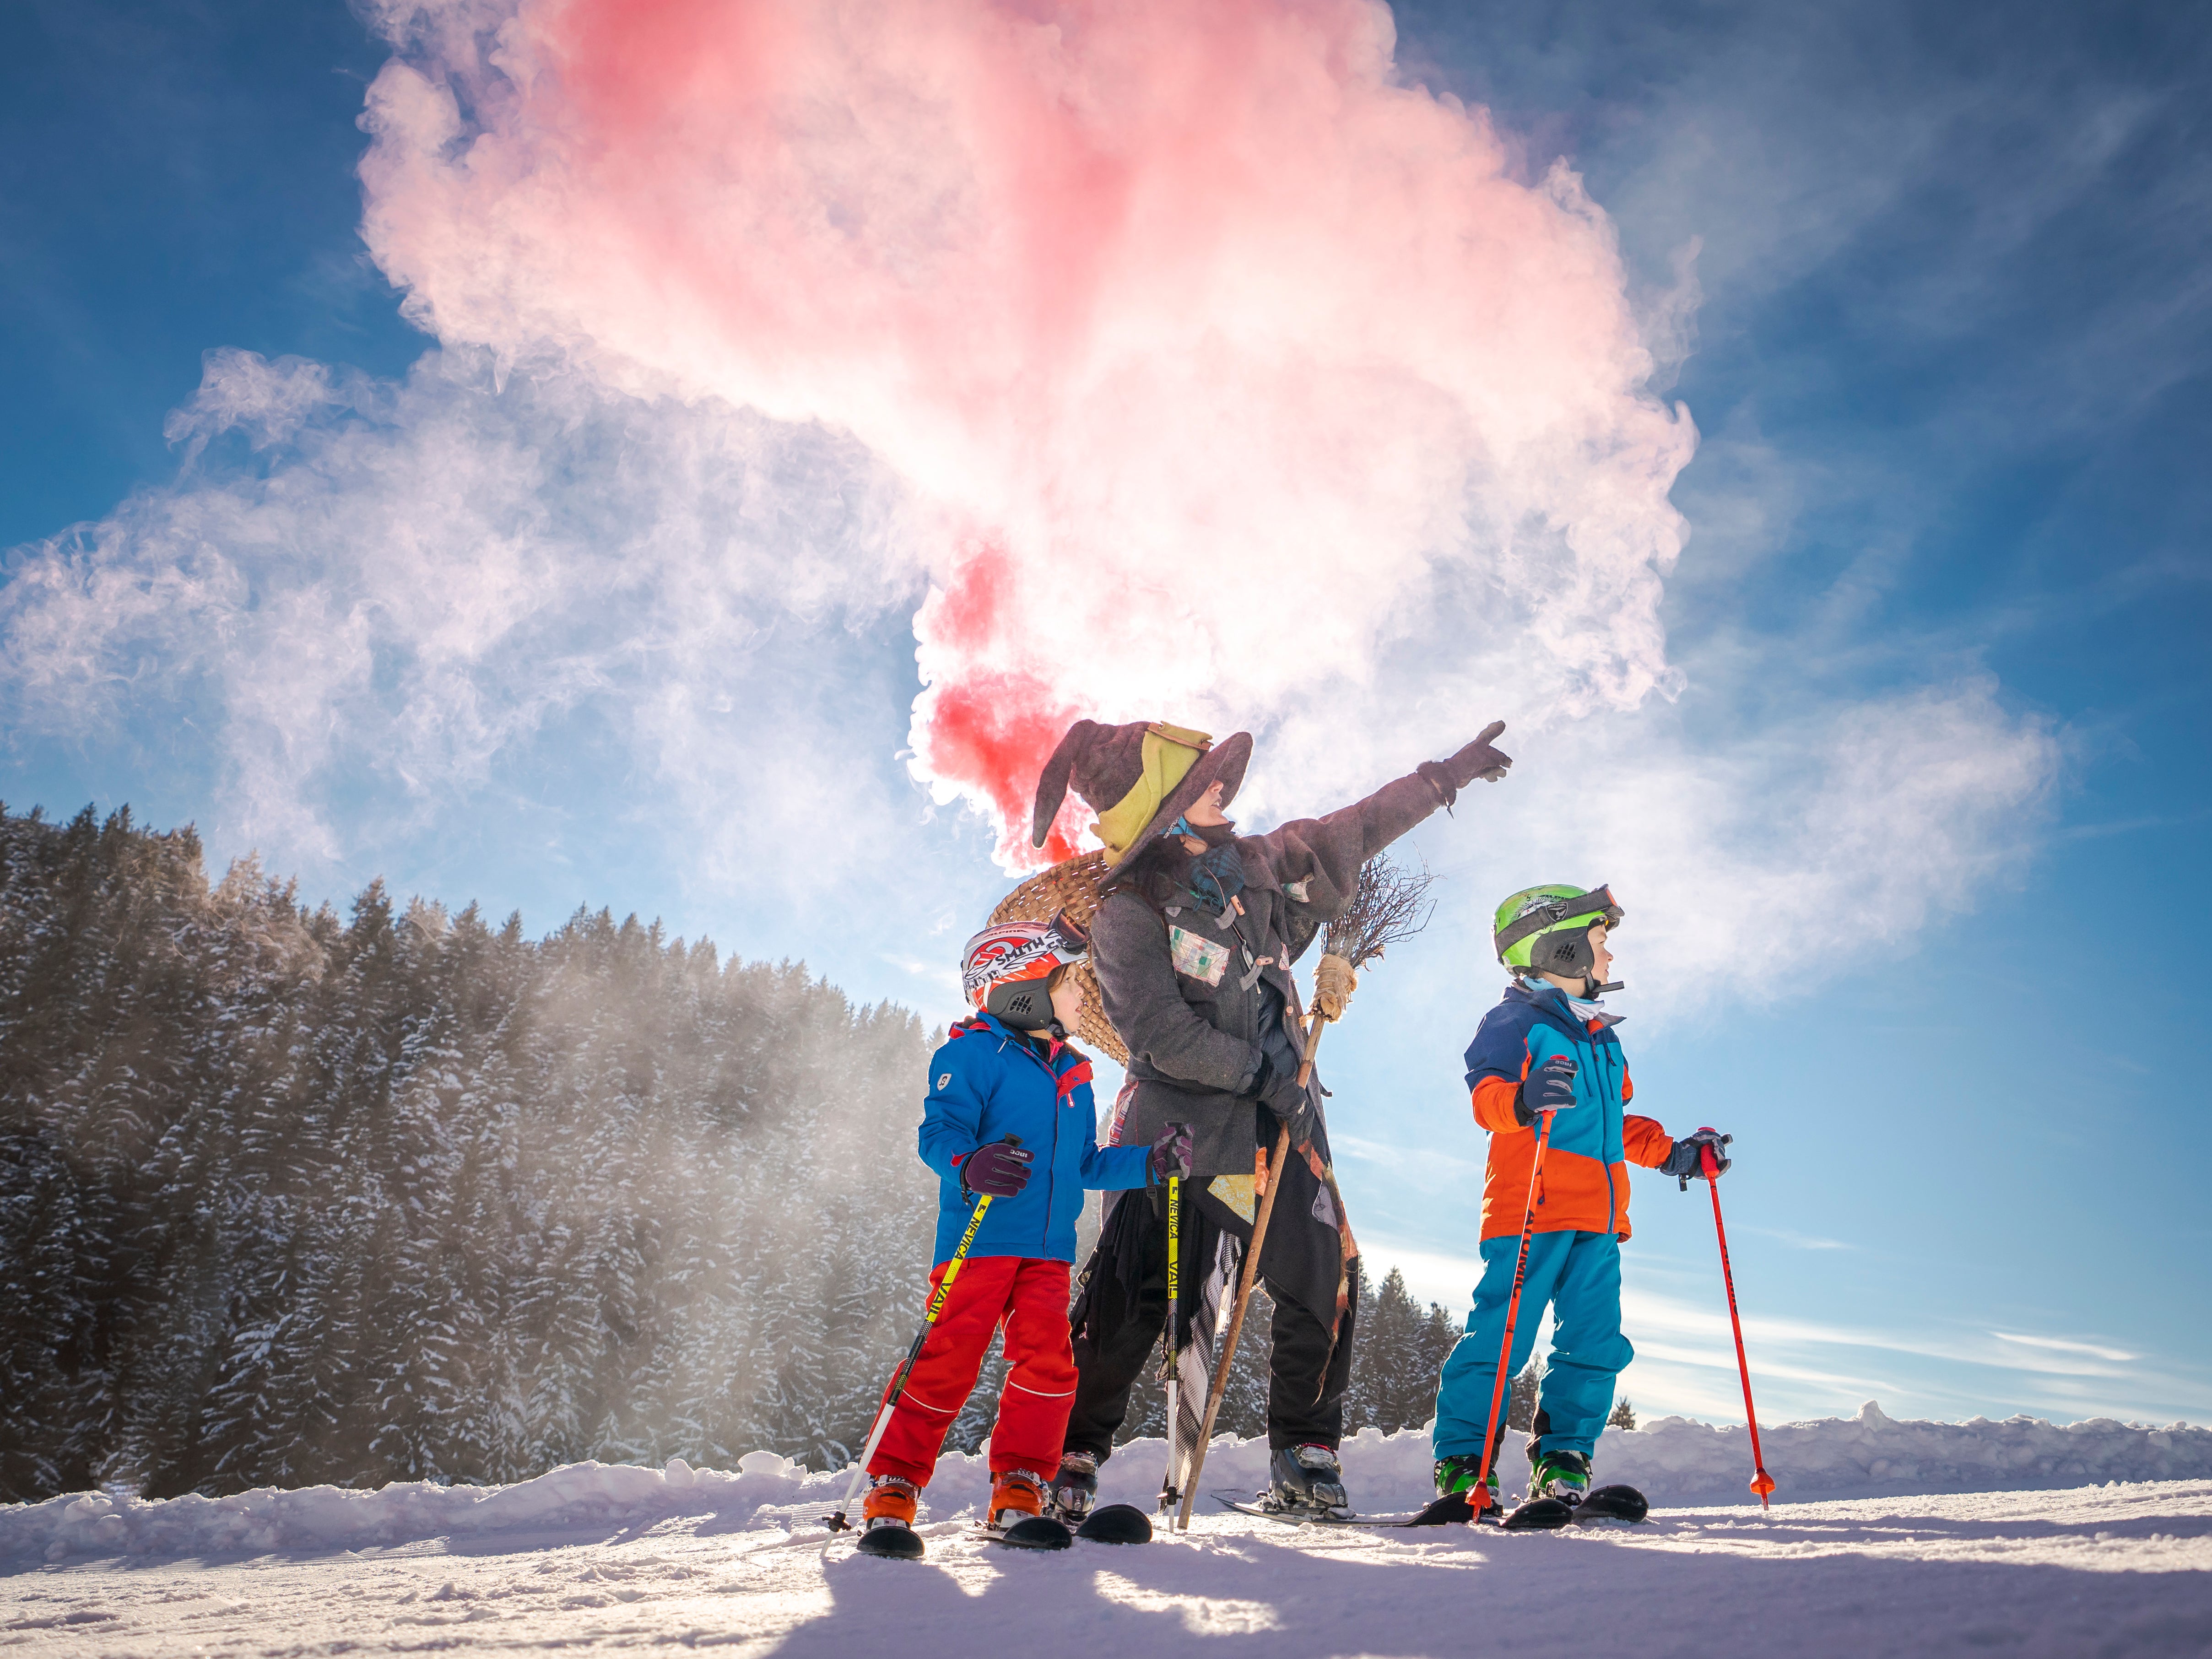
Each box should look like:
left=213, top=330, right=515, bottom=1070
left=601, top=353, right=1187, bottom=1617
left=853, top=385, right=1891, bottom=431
left=0, top=805, right=935, bottom=1501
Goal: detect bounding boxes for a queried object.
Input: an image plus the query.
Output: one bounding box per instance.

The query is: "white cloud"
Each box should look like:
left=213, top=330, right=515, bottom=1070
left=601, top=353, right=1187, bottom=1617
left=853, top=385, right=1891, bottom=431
left=0, top=346, right=920, bottom=894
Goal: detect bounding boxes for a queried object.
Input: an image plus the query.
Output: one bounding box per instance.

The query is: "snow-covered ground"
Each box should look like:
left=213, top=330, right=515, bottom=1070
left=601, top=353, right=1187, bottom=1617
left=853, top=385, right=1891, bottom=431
left=7, top=1407, right=2210, bottom=1657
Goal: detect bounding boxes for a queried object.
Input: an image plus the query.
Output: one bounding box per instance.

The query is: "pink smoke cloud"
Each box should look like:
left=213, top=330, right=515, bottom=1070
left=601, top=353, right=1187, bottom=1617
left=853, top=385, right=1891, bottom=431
left=358, top=0, right=1694, bottom=865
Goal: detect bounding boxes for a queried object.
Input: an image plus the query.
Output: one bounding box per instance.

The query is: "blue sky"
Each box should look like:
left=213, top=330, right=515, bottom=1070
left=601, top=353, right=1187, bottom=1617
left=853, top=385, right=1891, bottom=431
left=3, top=0, right=2208, bottom=1431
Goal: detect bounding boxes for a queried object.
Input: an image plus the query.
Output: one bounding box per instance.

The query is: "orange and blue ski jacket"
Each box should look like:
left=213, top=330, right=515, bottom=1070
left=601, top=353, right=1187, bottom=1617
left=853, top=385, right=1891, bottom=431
left=1463, top=980, right=1673, bottom=1241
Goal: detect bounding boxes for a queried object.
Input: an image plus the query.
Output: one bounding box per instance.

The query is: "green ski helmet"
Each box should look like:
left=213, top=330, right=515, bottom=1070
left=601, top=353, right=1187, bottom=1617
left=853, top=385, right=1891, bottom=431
left=1494, top=884, right=1624, bottom=990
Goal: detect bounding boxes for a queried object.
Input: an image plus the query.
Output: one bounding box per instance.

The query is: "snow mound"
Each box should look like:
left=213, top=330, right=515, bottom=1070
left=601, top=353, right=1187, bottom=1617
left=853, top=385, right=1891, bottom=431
left=1600, top=1401, right=2212, bottom=1506
left=7, top=1405, right=2207, bottom=1563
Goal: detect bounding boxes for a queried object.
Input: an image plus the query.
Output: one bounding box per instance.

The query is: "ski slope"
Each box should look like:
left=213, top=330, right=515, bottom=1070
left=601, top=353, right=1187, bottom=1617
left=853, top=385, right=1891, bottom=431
left=6, top=1408, right=2210, bottom=1657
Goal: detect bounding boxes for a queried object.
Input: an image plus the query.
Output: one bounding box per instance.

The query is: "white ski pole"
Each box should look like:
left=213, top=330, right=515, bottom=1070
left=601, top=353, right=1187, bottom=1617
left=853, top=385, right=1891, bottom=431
left=825, top=1134, right=1018, bottom=1531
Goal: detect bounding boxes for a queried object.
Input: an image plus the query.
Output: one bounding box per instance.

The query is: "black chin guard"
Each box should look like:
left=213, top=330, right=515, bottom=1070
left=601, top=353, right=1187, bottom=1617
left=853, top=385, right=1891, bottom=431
left=986, top=979, right=1056, bottom=1030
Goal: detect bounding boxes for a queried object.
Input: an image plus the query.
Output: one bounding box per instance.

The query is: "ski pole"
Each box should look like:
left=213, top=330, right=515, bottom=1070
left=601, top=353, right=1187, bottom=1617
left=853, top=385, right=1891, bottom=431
left=1471, top=1108, right=1554, bottom=1522
left=1698, top=1132, right=1775, bottom=1511
left=1164, top=1171, right=1181, bottom=1498
left=825, top=1133, right=1021, bottom=1531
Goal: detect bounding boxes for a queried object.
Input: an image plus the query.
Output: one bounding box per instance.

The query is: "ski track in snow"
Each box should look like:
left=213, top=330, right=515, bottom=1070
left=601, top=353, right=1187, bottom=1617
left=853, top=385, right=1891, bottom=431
left=6, top=1416, right=2211, bottom=1658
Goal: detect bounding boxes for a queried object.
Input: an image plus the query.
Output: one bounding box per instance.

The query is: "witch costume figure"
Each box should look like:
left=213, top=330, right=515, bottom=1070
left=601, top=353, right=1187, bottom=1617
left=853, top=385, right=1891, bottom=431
left=1035, top=717, right=1514, bottom=1520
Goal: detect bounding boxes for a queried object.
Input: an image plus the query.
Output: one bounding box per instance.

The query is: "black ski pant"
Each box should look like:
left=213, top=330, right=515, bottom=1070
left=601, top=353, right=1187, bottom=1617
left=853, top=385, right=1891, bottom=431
left=1063, top=1194, right=1354, bottom=1462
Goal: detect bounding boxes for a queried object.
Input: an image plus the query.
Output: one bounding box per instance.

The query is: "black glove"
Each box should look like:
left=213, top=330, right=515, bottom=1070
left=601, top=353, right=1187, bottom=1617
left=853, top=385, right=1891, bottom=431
left=1418, top=720, right=1513, bottom=809
left=1513, top=1054, right=1580, bottom=1125
left=959, top=1139, right=1033, bottom=1198
left=1246, top=1049, right=1318, bottom=1147
left=1149, top=1121, right=1194, bottom=1183
left=1662, top=1129, right=1733, bottom=1189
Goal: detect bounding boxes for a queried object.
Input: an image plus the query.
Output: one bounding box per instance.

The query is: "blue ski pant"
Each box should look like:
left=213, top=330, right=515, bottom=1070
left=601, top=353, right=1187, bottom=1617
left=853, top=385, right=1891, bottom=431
left=1432, top=1229, right=1633, bottom=1461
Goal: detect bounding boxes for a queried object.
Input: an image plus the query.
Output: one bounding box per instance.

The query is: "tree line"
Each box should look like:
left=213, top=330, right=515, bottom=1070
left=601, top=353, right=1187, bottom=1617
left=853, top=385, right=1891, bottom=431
left=1, top=805, right=1471, bottom=1503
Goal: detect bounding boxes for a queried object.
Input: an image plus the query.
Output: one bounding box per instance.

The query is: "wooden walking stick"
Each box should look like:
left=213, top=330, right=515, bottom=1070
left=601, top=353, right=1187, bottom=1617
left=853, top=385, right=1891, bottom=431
left=1174, top=1108, right=1301, bottom=1528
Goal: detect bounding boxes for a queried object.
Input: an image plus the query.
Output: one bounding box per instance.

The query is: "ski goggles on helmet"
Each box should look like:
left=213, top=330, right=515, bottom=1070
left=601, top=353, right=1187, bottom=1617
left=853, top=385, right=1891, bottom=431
left=1492, top=884, right=1623, bottom=962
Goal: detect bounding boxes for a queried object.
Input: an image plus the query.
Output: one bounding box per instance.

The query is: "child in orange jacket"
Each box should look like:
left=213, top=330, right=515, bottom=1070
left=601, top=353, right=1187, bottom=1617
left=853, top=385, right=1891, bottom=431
left=1429, top=885, right=1732, bottom=1515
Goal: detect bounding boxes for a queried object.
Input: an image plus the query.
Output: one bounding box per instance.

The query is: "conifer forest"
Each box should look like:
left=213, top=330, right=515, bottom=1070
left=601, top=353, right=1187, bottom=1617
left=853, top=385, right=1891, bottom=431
left=1, top=805, right=1464, bottom=1505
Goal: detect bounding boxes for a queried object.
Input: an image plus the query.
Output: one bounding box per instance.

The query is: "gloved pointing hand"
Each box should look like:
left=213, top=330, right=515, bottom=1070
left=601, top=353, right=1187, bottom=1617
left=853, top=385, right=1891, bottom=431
left=1514, top=1054, right=1580, bottom=1125
left=1418, top=720, right=1513, bottom=809
left=1149, top=1120, right=1194, bottom=1183
left=1661, top=1128, right=1733, bottom=1189
left=1313, top=953, right=1358, bottom=1021
left=960, top=1139, right=1033, bottom=1198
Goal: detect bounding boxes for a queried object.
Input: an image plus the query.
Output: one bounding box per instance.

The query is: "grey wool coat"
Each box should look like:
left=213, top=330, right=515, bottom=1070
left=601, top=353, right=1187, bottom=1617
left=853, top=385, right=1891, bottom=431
left=1092, top=770, right=1445, bottom=1183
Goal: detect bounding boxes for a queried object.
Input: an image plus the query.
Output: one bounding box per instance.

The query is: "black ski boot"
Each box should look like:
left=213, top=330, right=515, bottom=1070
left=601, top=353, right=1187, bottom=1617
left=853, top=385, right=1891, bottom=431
left=1046, top=1448, right=1152, bottom=1542
left=1047, top=1450, right=1098, bottom=1526
left=1266, top=1444, right=1350, bottom=1516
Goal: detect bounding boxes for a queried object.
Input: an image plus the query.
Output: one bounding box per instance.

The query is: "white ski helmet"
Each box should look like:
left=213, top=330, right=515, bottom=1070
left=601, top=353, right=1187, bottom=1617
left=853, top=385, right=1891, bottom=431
left=960, top=918, right=1086, bottom=1029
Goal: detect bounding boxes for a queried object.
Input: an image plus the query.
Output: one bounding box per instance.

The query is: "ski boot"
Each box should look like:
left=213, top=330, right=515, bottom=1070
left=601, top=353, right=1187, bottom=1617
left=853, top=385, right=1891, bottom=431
left=855, top=1475, right=925, bottom=1559
left=990, top=1469, right=1071, bottom=1550
left=1416, top=1453, right=1499, bottom=1524
left=1045, top=1449, right=1152, bottom=1543
left=1046, top=1450, right=1098, bottom=1526
left=1266, top=1444, right=1351, bottom=1517
left=1530, top=1448, right=1592, bottom=1505
left=1497, top=1447, right=1582, bottom=1531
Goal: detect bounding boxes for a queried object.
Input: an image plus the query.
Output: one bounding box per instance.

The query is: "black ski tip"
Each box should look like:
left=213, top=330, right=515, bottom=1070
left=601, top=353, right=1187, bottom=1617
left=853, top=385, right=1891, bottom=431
left=1076, top=1503, right=1154, bottom=1544
left=1501, top=1496, right=1578, bottom=1531
left=1406, top=1491, right=1476, bottom=1527
left=854, top=1523, right=926, bottom=1559
left=1574, top=1484, right=1649, bottom=1524
left=996, top=1515, right=1074, bottom=1551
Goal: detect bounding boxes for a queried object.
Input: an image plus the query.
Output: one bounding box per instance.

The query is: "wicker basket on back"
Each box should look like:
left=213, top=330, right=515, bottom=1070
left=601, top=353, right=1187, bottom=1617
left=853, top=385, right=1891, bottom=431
left=988, top=850, right=1130, bottom=1065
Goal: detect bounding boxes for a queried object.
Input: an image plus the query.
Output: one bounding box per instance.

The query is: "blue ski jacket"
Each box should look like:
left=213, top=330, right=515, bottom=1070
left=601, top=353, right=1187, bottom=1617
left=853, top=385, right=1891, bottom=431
left=918, top=1014, right=1154, bottom=1265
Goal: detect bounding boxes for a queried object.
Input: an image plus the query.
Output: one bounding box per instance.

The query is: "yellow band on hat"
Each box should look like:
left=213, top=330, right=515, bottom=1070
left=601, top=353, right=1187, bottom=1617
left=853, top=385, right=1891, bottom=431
left=1095, top=724, right=1211, bottom=864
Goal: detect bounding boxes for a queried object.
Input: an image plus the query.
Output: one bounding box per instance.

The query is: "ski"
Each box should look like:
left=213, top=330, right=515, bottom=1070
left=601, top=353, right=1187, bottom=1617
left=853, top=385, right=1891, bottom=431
left=1212, top=1493, right=1464, bottom=1529
left=1572, top=1483, right=1649, bottom=1524
left=1074, top=1502, right=1154, bottom=1544
left=1212, top=1487, right=1640, bottom=1531
left=1497, top=1495, right=1576, bottom=1530
left=972, top=1514, right=1074, bottom=1551
left=853, top=1522, right=926, bottom=1559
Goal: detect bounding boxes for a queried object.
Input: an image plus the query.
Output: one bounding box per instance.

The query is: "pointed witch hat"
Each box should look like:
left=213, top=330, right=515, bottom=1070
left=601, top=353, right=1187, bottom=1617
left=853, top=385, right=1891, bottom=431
left=1030, top=719, right=1254, bottom=870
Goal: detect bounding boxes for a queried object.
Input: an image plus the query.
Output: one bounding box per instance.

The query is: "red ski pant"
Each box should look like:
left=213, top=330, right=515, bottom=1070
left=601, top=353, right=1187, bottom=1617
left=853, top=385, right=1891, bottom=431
left=866, top=1255, right=1076, bottom=1488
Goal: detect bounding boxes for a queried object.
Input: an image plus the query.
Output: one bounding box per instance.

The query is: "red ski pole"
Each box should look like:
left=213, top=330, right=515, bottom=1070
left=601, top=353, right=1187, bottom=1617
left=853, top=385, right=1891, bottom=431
left=1471, top=1110, right=1554, bottom=1521
left=1699, top=1132, right=1775, bottom=1511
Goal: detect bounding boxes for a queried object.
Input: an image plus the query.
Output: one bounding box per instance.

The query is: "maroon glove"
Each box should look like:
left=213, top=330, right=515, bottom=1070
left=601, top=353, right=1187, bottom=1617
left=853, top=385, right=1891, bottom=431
left=1149, top=1121, right=1194, bottom=1183
left=1418, top=720, right=1513, bottom=809
left=959, top=1139, right=1033, bottom=1198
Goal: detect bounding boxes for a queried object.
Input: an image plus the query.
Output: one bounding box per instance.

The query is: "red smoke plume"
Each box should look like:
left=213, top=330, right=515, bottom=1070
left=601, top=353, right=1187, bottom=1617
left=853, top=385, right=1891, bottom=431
left=360, top=0, right=1694, bottom=867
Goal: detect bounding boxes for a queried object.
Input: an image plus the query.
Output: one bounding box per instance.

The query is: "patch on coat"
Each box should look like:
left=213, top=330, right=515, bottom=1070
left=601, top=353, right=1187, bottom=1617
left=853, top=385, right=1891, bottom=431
left=1168, top=924, right=1230, bottom=987
left=1207, top=1173, right=1258, bottom=1223
left=1282, top=878, right=1311, bottom=903
left=1311, top=1183, right=1336, bottom=1227
left=937, top=1073, right=951, bottom=1091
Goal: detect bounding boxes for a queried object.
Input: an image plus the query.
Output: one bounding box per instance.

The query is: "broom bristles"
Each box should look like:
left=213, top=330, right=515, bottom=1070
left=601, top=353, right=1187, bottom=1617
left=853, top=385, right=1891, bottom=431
left=1323, top=851, right=1438, bottom=972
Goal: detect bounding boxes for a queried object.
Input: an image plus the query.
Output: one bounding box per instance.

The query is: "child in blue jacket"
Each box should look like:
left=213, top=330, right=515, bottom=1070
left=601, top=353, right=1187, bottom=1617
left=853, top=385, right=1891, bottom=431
left=857, top=919, right=1191, bottom=1550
